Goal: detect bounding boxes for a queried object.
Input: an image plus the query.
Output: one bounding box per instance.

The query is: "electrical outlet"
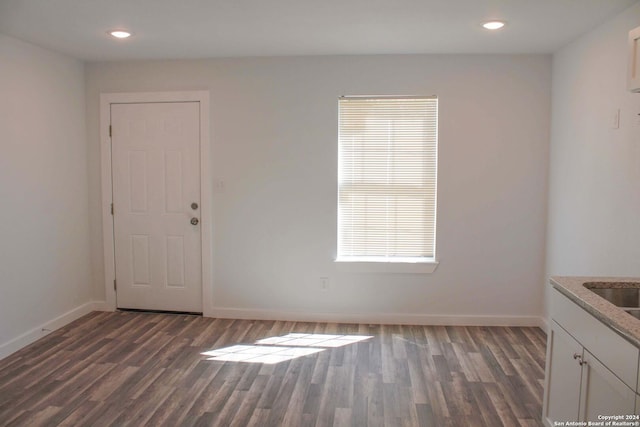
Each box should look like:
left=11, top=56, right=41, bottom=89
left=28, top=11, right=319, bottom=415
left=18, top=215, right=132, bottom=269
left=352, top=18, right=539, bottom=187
left=319, top=277, right=329, bottom=291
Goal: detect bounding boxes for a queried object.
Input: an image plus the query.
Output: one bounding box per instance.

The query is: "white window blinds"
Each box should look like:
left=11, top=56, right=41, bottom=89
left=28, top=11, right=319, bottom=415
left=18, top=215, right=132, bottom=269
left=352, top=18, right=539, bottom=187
left=337, top=96, right=438, bottom=262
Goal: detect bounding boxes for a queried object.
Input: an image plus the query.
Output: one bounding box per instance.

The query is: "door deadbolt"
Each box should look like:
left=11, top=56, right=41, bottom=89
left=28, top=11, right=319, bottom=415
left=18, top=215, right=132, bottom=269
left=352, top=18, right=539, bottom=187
left=190, top=217, right=199, bottom=225
left=191, top=202, right=199, bottom=210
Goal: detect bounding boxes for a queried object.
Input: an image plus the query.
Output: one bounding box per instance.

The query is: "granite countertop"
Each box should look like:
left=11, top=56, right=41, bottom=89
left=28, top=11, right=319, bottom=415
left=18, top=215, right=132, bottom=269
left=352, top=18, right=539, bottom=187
left=551, top=276, right=640, bottom=348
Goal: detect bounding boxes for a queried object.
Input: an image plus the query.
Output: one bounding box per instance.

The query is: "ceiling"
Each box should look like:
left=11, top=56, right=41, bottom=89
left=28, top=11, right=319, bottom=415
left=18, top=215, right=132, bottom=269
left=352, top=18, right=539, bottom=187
left=0, top=0, right=638, bottom=61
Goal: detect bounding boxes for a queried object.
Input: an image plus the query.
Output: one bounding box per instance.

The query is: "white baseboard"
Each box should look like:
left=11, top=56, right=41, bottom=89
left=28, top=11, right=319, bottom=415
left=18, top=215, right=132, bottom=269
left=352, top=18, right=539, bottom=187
left=0, top=301, right=545, bottom=361
left=210, top=307, right=546, bottom=329
left=0, top=301, right=106, bottom=360
left=91, top=301, right=112, bottom=312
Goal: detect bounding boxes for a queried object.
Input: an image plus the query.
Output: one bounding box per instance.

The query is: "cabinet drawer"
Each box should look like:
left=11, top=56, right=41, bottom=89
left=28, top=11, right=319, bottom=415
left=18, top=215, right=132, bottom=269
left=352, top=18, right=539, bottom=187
left=551, top=288, right=639, bottom=389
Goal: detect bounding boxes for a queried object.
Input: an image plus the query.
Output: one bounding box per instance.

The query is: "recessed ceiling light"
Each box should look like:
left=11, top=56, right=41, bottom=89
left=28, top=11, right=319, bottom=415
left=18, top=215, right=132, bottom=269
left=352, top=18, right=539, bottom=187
left=108, top=30, right=132, bottom=39
left=482, top=21, right=506, bottom=30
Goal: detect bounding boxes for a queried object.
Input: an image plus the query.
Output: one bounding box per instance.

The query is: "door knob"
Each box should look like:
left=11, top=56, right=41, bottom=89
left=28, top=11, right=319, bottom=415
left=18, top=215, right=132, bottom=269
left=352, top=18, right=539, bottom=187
left=191, top=202, right=199, bottom=210
left=190, top=217, right=199, bottom=225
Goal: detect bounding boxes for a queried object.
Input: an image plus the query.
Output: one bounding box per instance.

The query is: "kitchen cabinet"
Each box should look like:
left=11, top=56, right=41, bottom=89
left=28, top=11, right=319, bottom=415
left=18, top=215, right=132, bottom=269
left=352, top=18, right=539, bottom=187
left=579, top=348, right=636, bottom=421
left=543, top=321, right=583, bottom=424
left=543, top=288, right=639, bottom=427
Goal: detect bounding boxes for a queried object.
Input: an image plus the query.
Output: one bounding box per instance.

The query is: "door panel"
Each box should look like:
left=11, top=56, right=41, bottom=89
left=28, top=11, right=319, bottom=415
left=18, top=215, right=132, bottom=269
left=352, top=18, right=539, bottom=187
left=166, top=235, right=185, bottom=287
left=111, top=102, right=202, bottom=312
left=580, top=349, right=636, bottom=421
left=131, top=234, right=150, bottom=285
left=543, top=321, right=583, bottom=425
left=128, top=151, right=148, bottom=213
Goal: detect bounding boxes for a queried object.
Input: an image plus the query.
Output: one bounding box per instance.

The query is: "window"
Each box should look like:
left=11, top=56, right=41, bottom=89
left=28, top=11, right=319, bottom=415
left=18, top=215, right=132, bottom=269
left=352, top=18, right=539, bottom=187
left=337, top=96, right=438, bottom=264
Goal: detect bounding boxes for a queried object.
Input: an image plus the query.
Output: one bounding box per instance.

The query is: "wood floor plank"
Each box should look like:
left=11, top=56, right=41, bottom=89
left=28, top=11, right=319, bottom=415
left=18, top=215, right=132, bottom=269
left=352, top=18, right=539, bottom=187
left=333, top=407, right=352, bottom=427
left=427, top=381, right=451, bottom=420
left=484, top=382, right=520, bottom=427
left=266, top=358, right=306, bottom=426
left=227, top=374, right=269, bottom=427
left=451, top=342, right=481, bottom=383
left=276, top=357, right=313, bottom=426
left=0, top=311, right=547, bottom=426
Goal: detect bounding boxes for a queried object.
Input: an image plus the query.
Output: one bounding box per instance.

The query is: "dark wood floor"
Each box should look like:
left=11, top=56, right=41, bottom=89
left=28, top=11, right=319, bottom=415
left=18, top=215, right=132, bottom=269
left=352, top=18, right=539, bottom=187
left=0, top=311, right=546, bottom=426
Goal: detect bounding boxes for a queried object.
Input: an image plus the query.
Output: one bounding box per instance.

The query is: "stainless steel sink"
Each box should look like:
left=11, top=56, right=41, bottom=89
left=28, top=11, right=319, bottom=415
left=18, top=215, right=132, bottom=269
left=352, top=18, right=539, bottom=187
left=583, top=282, right=640, bottom=309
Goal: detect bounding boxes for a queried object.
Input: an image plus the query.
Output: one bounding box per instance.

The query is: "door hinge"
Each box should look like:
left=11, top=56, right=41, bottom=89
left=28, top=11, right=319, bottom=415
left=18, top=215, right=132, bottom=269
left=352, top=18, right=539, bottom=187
left=113, top=279, right=117, bottom=291
left=111, top=203, right=114, bottom=215
left=109, top=125, right=112, bottom=137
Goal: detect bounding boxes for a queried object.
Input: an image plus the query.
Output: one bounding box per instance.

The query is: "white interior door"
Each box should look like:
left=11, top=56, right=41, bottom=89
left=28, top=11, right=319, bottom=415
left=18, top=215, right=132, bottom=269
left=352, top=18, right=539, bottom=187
left=111, top=102, right=202, bottom=313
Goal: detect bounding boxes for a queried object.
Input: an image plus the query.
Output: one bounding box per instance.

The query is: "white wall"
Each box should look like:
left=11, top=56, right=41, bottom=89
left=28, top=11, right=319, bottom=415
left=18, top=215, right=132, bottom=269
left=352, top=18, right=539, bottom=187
left=86, top=54, right=551, bottom=325
left=0, top=34, right=92, bottom=355
left=546, top=2, right=640, bottom=315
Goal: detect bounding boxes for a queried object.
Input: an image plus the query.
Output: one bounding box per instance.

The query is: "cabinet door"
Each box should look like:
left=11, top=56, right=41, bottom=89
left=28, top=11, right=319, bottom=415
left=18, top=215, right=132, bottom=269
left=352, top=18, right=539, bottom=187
left=580, top=349, right=636, bottom=421
left=543, top=321, right=583, bottom=426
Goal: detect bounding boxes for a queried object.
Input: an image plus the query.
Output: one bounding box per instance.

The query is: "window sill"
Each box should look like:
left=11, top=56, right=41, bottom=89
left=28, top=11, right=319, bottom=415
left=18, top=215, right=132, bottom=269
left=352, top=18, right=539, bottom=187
left=334, top=258, right=439, bottom=274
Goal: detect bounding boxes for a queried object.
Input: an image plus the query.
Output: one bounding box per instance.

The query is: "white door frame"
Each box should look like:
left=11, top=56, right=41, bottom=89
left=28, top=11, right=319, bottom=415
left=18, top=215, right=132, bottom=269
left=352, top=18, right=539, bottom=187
left=100, top=91, right=213, bottom=316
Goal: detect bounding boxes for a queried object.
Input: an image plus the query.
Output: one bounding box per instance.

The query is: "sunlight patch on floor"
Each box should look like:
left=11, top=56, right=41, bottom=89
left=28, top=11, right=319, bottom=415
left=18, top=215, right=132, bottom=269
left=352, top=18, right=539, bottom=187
left=201, top=344, right=323, bottom=364
left=201, top=333, right=373, bottom=364
left=255, top=333, right=372, bottom=348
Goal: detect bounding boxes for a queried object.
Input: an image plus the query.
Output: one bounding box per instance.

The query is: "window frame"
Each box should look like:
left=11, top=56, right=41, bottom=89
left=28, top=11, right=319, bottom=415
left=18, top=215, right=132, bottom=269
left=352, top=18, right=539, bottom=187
left=335, top=95, right=439, bottom=272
